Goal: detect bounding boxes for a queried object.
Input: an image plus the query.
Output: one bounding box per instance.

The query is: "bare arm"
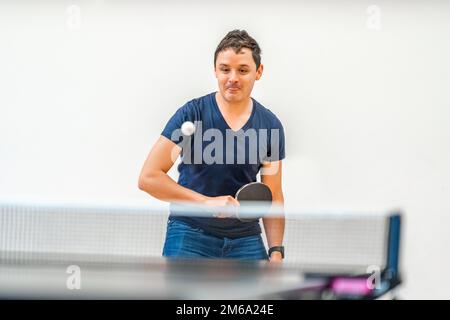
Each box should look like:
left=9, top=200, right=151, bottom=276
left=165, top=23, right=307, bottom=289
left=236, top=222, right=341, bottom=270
left=138, top=136, right=238, bottom=208
left=138, top=136, right=207, bottom=203
left=261, top=160, right=285, bottom=261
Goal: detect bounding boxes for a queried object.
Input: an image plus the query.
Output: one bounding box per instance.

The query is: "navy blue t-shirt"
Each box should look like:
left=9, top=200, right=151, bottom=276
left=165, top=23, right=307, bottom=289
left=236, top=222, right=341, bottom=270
left=161, top=92, right=285, bottom=238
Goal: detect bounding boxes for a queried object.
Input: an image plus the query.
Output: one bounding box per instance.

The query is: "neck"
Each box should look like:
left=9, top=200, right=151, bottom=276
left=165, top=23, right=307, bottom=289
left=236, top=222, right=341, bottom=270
left=215, top=92, right=252, bottom=116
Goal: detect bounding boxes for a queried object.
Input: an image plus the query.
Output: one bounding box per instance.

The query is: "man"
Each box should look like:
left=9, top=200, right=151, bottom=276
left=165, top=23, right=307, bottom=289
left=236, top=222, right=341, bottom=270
left=138, top=30, right=285, bottom=262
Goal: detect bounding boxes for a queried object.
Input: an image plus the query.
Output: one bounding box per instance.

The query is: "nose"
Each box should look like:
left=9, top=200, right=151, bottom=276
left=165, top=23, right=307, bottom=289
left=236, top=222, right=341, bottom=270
left=228, top=72, right=239, bottom=86
left=228, top=71, right=239, bottom=83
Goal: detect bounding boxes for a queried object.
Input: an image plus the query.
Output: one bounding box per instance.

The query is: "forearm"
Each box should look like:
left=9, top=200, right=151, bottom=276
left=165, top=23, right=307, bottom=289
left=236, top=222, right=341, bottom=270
left=263, top=185, right=285, bottom=248
left=139, top=172, right=206, bottom=203
left=262, top=214, right=285, bottom=248
left=260, top=159, right=285, bottom=261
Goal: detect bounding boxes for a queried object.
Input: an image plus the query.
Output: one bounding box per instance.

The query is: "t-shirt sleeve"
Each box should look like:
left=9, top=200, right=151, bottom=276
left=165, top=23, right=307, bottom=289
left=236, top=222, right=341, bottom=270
left=161, top=102, right=195, bottom=145
left=266, top=116, right=286, bottom=162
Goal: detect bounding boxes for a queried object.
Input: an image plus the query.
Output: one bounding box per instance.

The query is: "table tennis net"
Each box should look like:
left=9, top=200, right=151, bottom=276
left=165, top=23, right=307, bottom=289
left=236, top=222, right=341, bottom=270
left=0, top=202, right=394, bottom=274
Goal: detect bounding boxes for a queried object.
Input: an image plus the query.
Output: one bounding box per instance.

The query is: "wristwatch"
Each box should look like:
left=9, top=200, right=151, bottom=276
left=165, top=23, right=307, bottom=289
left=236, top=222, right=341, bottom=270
left=268, top=246, right=285, bottom=259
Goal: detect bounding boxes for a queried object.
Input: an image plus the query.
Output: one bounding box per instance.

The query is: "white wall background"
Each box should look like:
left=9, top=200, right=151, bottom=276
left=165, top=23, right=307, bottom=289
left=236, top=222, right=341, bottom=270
left=1, top=0, right=449, bottom=299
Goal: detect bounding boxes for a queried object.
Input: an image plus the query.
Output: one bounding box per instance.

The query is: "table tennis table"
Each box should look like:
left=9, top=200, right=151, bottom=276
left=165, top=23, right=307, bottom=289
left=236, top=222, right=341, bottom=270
left=0, top=254, right=324, bottom=299
left=0, top=253, right=400, bottom=300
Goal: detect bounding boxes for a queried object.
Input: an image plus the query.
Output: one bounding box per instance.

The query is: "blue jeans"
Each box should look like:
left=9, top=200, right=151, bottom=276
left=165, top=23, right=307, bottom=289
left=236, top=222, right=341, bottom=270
left=162, top=218, right=268, bottom=260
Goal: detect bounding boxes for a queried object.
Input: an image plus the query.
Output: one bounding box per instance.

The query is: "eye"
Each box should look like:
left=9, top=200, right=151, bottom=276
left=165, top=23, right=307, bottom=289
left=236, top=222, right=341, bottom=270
left=240, top=69, right=249, bottom=73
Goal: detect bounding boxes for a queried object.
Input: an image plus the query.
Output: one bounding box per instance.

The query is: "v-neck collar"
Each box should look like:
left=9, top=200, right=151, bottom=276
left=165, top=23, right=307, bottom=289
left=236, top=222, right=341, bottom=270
left=211, top=92, right=256, bottom=133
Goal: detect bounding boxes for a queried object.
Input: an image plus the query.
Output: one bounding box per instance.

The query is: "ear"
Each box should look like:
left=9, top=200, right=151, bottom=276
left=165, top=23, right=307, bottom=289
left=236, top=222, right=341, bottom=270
left=256, top=64, right=264, bottom=81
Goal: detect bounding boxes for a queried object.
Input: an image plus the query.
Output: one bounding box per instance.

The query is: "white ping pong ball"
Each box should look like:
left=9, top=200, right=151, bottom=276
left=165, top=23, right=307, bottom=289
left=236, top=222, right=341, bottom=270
left=181, top=121, right=195, bottom=136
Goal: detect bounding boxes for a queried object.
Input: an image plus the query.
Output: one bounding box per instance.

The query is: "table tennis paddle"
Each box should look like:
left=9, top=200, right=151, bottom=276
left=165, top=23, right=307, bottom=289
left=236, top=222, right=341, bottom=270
left=235, top=182, right=272, bottom=222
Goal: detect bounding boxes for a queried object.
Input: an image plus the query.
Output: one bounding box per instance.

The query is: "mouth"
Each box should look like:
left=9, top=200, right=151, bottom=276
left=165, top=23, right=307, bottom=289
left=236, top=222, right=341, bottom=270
left=227, top=87, right=240, bottom=93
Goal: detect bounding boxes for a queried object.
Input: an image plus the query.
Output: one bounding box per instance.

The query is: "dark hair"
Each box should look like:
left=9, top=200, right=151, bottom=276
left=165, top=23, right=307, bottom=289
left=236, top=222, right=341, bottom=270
left=214, top=30, right=262, bottom=70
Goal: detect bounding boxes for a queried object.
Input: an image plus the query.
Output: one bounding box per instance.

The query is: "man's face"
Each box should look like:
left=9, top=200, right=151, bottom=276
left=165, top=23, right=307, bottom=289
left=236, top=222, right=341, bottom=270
left=215, top=48, right=263, bottom=104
